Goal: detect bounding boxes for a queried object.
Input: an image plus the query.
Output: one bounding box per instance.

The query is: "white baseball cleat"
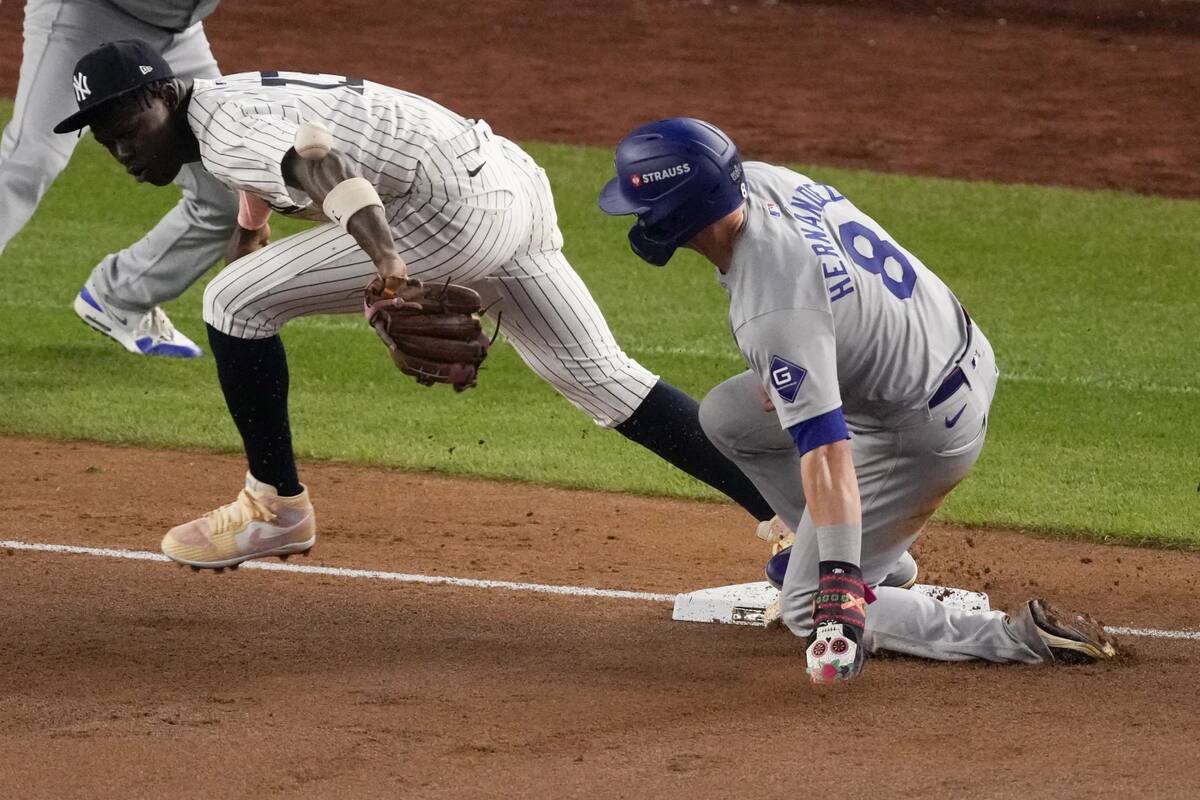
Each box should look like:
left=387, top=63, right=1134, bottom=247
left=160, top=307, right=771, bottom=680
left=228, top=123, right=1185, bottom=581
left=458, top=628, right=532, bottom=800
left=162, top=473, right=316, bottom=569
left=74, top=286, right=203, bottom=358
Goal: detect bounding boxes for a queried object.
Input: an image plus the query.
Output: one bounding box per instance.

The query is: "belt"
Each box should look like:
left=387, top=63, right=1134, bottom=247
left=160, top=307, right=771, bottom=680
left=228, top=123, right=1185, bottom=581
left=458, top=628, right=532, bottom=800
left=929, top=304, right=973, bottom=409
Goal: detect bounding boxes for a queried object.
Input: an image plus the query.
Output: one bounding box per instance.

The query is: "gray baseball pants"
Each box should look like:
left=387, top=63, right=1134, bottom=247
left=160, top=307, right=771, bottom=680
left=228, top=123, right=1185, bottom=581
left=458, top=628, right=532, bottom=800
left=699, top=323, right=1053, bottom=663
left=0, top=0, right=238, bottom=313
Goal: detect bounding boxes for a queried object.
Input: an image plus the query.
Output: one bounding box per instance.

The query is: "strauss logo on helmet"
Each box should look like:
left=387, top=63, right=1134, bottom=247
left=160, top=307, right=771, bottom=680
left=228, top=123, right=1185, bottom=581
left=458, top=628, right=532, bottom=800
left=630, top=162, right=691, bottom=187
left=599, top=118, right=744, bottom=267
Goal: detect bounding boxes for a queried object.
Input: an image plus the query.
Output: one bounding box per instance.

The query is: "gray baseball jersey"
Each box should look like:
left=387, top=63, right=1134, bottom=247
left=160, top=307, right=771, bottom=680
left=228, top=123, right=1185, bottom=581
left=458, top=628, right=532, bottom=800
left=106, top=0, right=220, bottom=32
left=698, top=163, right=1041, bottom=664
left=719, top=161, right=969, bottom=430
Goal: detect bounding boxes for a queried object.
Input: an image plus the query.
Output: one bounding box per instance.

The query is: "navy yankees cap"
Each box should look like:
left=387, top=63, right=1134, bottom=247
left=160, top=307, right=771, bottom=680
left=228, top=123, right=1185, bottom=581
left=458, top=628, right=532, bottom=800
left=53, top=39, right=175, bottom=134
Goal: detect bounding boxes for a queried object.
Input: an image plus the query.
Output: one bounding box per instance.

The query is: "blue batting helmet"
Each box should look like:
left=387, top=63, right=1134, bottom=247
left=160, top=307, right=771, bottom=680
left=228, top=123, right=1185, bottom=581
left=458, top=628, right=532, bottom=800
left=598, top=118, right=747, bottom=266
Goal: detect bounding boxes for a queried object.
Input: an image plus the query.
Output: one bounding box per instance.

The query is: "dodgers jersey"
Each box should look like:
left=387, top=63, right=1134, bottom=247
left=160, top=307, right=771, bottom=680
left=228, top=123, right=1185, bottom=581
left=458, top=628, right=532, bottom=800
left=719, top=162, right=970, bottom=429
left=187, top=71, right=473, bottom=213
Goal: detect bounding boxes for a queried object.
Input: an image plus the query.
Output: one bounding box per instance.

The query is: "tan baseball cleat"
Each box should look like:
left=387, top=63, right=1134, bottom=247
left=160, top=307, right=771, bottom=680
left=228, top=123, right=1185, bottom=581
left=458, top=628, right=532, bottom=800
left=755, top=515, right=794, bottom=551
left=162, top=473, right=316, bottom=569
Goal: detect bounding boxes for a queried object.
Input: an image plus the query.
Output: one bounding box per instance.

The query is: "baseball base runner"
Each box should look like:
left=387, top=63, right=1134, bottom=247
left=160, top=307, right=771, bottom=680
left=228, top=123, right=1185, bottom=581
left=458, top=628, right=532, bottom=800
left=599, top=118, right=1119, bottom=683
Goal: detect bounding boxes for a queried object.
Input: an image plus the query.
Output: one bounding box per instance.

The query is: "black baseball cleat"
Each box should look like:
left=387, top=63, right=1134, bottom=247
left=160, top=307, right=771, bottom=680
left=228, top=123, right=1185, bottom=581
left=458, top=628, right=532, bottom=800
left=1029, top=599, right=1119, bottom=663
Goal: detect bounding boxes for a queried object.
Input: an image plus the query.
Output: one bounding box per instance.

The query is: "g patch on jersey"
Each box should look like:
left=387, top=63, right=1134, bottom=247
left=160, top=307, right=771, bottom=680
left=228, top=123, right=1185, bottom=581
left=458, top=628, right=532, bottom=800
left=769, top=355, right=807, bottom=403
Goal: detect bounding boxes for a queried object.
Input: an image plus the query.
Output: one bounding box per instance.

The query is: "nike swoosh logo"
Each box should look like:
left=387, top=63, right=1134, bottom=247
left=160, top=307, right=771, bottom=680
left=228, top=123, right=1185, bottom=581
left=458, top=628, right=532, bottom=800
left=235, top=520, right=302, bottom=553
left=945, top=405, right=967, bottom=428
left=466, top=162, right=486, bottom=178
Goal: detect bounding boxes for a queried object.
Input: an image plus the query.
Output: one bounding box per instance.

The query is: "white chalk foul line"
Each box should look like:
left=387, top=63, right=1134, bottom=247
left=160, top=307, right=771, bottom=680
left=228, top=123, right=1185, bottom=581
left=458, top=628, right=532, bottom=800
left=3, top=539, right=1198, bottom=641
left=1105, top=626, right=1200, bottom=641
left=0, top=539, right=675, bottom=603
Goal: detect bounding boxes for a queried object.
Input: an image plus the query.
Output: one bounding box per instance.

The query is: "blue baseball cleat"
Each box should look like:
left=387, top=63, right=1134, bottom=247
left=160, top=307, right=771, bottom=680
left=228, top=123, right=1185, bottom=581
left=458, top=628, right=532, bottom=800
left=74, top=286, right=203, bottom=358
left=766, top=546, right=919, bottom=591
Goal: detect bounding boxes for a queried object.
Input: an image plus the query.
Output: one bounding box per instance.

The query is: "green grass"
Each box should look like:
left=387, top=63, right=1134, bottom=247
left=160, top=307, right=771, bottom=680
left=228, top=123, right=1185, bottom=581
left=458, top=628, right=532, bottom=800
left=1, top=100, right=1196, bottom=545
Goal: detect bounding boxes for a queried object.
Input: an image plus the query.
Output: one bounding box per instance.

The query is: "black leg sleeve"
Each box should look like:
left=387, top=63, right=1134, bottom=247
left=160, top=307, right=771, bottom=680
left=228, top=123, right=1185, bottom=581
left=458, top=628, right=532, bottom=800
left=206, top=325, right=302, bottom=497
left=616, top=380, right=773, bottom=520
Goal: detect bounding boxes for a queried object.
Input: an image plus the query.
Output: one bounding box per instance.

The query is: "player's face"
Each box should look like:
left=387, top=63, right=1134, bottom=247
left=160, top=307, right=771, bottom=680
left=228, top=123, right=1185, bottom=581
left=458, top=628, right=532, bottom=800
left=91, top=95, right=185, bottom=187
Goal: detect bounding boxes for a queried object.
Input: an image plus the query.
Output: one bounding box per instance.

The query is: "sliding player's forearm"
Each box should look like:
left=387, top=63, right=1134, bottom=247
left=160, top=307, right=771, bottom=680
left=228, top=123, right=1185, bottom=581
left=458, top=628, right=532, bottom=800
left=800, top=439, right=861, bottom=528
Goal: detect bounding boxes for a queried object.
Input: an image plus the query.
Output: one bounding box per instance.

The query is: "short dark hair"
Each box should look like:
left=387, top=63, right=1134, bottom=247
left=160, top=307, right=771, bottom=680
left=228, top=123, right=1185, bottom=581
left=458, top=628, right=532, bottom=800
left=88, top=78, right=179, bottom=126
left=126, top=78, right=175, bottom=111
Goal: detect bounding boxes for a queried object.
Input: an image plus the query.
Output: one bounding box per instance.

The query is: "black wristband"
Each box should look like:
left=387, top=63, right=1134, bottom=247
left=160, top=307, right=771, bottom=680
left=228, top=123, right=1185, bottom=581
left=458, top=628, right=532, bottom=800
left=813, top=560, right=873, bottom=630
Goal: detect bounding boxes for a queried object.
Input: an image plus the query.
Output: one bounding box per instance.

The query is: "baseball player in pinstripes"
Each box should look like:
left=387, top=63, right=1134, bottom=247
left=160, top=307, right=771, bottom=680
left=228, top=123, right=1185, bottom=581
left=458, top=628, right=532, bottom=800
left=600, top=118, right=1118, bottom=683
left=55, top=41, right=776, bottom=568
left=1, top=0, right=237, bottom=357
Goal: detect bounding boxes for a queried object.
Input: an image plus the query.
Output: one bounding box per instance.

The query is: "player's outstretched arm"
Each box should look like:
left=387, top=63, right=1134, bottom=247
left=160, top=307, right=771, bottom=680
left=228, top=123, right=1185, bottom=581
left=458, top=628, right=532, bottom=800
left=799, top=439, right=861, bottom=529
left=797, top=435, right=873, bottom=684
left=282, top=149, right=408, bottom=280
left=280, top=143, right=489, bottom=392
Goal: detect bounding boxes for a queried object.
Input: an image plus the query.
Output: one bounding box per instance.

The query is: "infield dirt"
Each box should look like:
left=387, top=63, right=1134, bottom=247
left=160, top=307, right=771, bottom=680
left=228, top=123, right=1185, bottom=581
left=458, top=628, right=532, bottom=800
left=1, top=2, right=1197, bottom=797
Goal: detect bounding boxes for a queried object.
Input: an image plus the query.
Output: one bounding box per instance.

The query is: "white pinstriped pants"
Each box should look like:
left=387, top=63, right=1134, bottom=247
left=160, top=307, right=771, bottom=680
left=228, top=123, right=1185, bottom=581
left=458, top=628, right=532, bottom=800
left=204, top=124, right=658, bottom=426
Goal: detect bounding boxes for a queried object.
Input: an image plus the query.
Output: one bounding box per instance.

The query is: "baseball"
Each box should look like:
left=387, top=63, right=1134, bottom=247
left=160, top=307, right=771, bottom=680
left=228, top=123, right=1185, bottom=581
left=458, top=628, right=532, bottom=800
left=294, top=120, right=333, bottom=160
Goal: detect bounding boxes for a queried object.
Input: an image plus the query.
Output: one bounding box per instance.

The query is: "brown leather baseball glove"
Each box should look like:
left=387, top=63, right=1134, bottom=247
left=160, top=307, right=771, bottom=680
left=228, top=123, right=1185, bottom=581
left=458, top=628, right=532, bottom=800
left=364, top=276, right=489, bottom=391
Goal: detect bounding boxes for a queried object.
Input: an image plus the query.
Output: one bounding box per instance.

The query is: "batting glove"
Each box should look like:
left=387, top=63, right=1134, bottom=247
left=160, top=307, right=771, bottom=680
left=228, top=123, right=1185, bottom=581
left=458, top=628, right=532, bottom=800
left=805, top=561, right=876, bottom=685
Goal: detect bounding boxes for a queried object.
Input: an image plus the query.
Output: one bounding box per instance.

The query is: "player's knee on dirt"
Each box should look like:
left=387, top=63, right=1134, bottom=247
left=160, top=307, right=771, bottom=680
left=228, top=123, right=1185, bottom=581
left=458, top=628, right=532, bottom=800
left=780, top=587, right=818, bottom=639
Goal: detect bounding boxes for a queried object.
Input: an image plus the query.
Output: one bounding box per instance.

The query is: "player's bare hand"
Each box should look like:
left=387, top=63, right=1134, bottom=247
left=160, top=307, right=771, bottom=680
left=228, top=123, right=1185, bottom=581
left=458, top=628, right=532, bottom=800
left=364, top=275, right=423, bottom=325
left=224, top=223, right=271, bottom=265
left=375, top=254, right=410, bottom=282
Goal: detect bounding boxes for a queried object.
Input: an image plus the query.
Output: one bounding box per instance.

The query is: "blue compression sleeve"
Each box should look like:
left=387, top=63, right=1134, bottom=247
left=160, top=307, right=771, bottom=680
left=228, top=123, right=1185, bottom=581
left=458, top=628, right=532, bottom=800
left=788, top=407, right=850, bottom=455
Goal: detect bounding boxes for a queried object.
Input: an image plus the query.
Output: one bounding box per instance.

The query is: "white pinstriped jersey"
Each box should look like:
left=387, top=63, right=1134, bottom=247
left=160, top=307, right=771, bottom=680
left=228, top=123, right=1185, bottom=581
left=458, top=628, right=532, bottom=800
left=191, top=71, right=657, bottom=426
left=187, top=71, right=473, bottom=213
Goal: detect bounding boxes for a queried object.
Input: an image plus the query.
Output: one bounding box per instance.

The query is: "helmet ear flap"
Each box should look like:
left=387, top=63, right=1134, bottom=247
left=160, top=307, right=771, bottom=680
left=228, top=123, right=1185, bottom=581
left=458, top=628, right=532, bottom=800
left=626, top=171, right=746, bottom=267
left=628, top=220, right=674, bottom=267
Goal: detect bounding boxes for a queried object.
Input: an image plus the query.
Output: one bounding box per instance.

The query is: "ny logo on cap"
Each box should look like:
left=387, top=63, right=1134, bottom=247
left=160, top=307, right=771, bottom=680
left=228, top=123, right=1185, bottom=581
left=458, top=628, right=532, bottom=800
left=768, top=355, right=807, bottom=403
left=73, top=72, right=91, bottom=103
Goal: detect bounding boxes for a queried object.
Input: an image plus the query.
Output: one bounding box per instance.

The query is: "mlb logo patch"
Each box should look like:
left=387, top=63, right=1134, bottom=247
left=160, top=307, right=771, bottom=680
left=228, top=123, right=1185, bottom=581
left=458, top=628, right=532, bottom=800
left=769, top=355, right=806, bottom=403
left=765, top=202, right=782, bottom=218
